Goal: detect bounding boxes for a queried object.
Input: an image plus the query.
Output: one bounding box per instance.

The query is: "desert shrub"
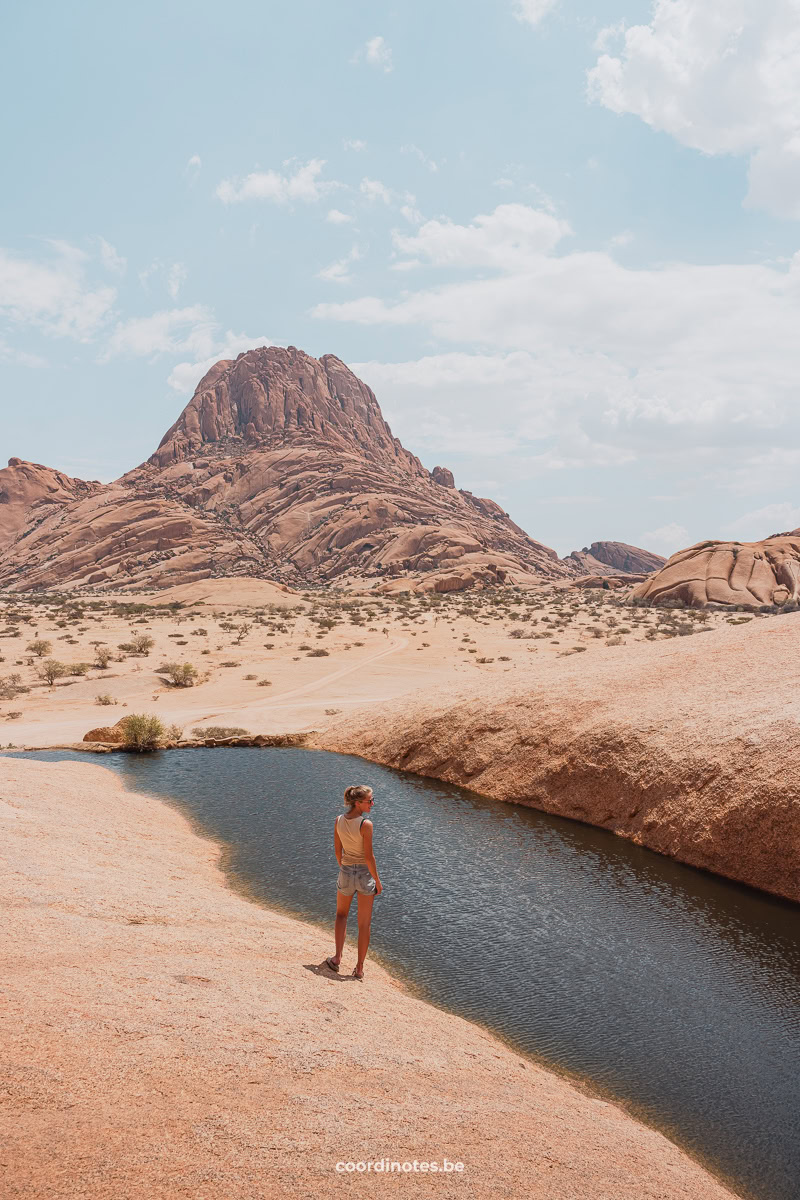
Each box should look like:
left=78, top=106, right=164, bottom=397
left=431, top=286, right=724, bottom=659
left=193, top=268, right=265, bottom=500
left=193, top=725, right=249, bottom=739
left=220, top=661, right=240, bottom=668
left=94, top=647, right=112, bottom=669
left=27, top=639, right=52, bottom=657
left=39, top=659, right=68, bottom=686
left=0, top=674, right=28, bottom=700
left=69, top=662, right=91, bottom=676
left=6, top=712, right=22, bottom=720
left=257, top=678, right=272, bottom=686
left=325, top=708, right=341, bottom=715
left=475, top=657, right=494, bottom=663
left=244, top=673, right=258, bottom=680
left=95, top=693, right=116, bottom=706
left=498, top=655, right=511, bottom=661
left=161, top=662, right=198, bottom=687
left=307, top=648, right=329, bottom=657
left=121, top=714, right=167, bottom=752
left=298, top=644, right=312, bottom=650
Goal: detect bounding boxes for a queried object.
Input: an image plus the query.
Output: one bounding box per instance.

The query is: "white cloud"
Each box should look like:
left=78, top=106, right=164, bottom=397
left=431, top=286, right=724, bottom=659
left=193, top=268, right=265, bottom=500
left=167, top=262, right=187, bottom=299
left=391, top=203, right=571, bottom=269
left=609, top=230, right=634, bottom=248
left=216, top=159, right=336, bottom=205
left=588, top=1, right=800, bottom=218
left=401, top=144, right=438, bottom=172
left=640, top=523, right=690, bottom=554
left=360, top=177, right=392, bottom=204
left=724, top=502, right=800, bottom=541
left=187, top=154, right=202, bottom=170
left=313, top=203, right=800, bottom=482
left=353, top=35, right=393, bottom=73
left=104, top=305, right=218, bottom=359
left=0, top=242, right=115, bottom=340
left=316, top=246, right=361, bottom=285
left=343, top=138, right=367, bottom=152
left=326, top=208, right=354, bottom=224
left=0, top=338, right=47, bottom=367
left=138, top=259, right=188, bottom=299
left=167, top=332, right=272, bottom=394
left=513, top=0, right=558, bottom=28
left=98, top=238, right=127, bottom=275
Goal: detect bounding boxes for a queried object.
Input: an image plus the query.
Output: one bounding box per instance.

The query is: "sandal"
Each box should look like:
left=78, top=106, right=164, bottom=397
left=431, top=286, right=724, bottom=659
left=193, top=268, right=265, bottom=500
left=352, top=966, right=364, bottom=981
left=324, top=957, right=340, bottom=973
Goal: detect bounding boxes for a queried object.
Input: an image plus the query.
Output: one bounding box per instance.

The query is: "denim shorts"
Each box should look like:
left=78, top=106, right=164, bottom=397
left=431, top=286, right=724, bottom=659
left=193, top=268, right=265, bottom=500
left=337, top=863, right=376, bottom=896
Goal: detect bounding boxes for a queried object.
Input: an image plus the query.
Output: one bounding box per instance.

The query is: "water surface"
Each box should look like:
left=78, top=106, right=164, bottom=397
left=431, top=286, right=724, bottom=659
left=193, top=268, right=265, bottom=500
left=18, top=747, right=800, bottom=1200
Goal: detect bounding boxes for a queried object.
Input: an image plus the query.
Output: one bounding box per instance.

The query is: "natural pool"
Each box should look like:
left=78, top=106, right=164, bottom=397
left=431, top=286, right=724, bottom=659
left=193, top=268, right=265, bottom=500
left=19, top=747, right=800, bottom=1200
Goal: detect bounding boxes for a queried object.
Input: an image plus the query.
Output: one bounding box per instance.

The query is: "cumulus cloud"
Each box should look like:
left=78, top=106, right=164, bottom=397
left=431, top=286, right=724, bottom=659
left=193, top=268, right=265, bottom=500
left=313, top=202, right=800, bottom=483
left=167, top=332, right=272, bottom=394
left=343, top=139, right=367, bottom=152
left=216, top=159, right=336, bottom=205
left=512, top=0, right=558, bottom=28
left=640, top=523, right=690, bottom=554
left=0, top=242, right=115, bottom=340
left=588, top=0, right=800, bottom=218
left=352, top=35, right=393, bottom=73
left=104, top=305, right=218, bottom=359
left=326, top=209, right=354, bottom=224
left=360, top=177, right=392, bottom=204
left=391, top=203, right=571, bottom=269
left=316, top=245, right=361, bottom=284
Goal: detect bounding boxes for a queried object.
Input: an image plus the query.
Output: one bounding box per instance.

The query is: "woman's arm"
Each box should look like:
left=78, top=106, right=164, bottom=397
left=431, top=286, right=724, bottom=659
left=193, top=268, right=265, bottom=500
left=361, top=820, right=382, bottom=894
left=334, top=820, right=343, bottom=866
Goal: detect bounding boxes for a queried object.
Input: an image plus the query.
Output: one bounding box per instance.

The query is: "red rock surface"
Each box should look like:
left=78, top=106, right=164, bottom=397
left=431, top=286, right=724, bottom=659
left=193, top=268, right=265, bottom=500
left=632, top=535, right=800, bottom=608
left=0, top=348, right=571, bottom=593
left=316, top=615, right=800, bottom=903
left=564, top=541, right=665, bottom=577
left=0, top=458, right=101, bottom=552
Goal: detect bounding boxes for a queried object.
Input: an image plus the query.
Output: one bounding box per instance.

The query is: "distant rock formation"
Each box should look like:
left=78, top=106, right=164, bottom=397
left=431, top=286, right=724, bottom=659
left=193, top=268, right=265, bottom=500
left=563, top=541, right=665, bottom=577
left=632, top=535, right=800, bottom=608
left=0, top=458, right=101, bottom=552
left=0, top=347, right=572, bottom=593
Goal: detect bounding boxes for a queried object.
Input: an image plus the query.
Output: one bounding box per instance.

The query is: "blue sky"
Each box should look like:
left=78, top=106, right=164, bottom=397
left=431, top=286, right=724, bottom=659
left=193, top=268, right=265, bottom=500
left=3, top=0, right=800, bottom=555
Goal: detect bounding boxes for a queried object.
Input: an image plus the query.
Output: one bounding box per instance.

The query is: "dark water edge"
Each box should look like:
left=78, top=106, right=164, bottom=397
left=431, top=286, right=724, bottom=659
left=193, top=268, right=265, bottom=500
left=12, top=747, right=800, bottom=1200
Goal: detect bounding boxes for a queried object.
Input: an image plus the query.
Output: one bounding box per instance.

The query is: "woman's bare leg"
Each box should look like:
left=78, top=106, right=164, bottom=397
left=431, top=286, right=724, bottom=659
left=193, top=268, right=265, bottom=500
left=355, top=893, right=375, bottom=974
left=332, top=890, right=352, bottom=964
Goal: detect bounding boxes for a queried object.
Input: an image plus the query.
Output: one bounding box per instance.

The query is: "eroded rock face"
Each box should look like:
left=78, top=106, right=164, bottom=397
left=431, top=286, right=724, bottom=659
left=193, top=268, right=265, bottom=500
left=0, top=347, right=571, bottom=593
left=564, top=541, right=665, bottom=577
left=632, top=536, right=800, bottom=608
left=315, top=616, right=800, bottom=902
left=0, top=458, right=101, bottom=552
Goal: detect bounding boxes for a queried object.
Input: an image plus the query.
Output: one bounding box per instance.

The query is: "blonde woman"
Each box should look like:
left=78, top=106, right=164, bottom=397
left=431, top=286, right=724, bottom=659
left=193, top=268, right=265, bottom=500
left=326, top=785, right=382, bottom=980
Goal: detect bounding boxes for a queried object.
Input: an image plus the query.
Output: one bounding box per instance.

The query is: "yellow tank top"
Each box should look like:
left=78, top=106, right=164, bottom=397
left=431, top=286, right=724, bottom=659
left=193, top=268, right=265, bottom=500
left=337, top=813, right=369, bottom=865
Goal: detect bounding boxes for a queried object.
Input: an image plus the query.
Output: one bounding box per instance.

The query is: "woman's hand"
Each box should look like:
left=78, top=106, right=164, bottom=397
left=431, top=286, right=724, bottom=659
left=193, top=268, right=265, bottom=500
left=374, top=879, right=383, bottom=895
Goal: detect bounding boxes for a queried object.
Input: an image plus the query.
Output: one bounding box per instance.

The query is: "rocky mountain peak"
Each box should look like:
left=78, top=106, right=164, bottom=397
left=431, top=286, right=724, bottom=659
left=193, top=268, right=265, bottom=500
left=150, top=345, right=425, bottom=479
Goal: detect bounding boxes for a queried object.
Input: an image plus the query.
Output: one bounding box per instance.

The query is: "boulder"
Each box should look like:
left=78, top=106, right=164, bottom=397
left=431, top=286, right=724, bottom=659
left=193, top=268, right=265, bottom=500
left=632, top=535, right=800, bottom=608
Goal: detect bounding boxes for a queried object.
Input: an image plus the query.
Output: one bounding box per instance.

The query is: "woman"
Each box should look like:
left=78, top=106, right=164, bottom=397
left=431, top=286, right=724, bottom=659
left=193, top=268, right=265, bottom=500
left=325, top=784, right=382, bottom=980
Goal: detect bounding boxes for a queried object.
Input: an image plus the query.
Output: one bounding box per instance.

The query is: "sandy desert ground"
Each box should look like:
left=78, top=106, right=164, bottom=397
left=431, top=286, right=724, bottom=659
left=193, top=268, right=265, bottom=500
left=0, top=578, right=743, bottom=750
left=3, top=754, right=737, bottom=1200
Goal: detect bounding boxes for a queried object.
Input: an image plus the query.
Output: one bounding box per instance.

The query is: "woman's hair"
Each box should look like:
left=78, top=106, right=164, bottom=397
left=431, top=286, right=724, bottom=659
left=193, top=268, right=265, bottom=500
left=343, top=784, right=373, bottom=811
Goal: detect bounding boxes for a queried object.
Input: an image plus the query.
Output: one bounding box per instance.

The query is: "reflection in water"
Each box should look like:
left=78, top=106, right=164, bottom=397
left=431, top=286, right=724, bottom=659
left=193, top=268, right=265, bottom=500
left=19, top=748, right=800, bottom=1200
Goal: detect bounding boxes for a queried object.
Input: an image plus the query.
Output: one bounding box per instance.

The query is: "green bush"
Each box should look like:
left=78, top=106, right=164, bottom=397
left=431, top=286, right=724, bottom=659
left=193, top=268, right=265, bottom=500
left=27, top=639, right=52, bottom=657
left=39, top=659, right=68, bottom=686
left=162, top=662, right=198, bottom=687
left=192, top=725, right=249, bottom=739
left=121, top=714, right=167, bottom=752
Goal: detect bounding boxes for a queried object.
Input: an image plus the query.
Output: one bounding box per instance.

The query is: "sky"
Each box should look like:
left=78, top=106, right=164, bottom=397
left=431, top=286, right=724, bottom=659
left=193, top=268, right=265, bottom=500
left=3, top=0, right=800, bottom=556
